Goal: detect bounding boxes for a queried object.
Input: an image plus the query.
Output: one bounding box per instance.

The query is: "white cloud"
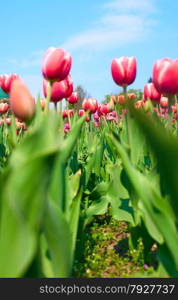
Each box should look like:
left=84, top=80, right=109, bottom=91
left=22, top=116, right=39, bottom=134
left=61, top=0, right=157, bottom=52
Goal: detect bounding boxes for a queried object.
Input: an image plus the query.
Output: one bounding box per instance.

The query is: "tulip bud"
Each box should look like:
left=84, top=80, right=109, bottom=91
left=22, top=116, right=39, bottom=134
left=127, top=93, right=137, bottom=100
left=42, top=47, right=72, bottom=82
left=118, top=95, right=125, bottom=105
left=0, top=74, right=19, bottom=94
left=43, top=75, right=73, bottom=102
left=0, top=103, right=9, bottom=114
left=144, top=83, right=161, bottom=102
left=64, top=122, right=70, bottom=133
left=78, top=109, right=90, bottom=122
left=10, top=79, right=36, bottom=121
left=160, top=97, right=169, bottom=108
left=111, top=56, right=137, bottom=87
left=82, top=98, right=98, bottom=114
left=67, top=92, right=79, bottom=104
left=153, top=58, right=178, bottom=94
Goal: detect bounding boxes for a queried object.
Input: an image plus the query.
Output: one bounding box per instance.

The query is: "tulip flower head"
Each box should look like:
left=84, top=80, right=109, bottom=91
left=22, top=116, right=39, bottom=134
left=144, top=83, right=161, bottom=102
left=0, top=73, right=19, bottom=94
left=0, top=103, right=9, bottom=114
left=82, top=98, right=98, bottom=114
left=153, top=58, right=178, bottom=95
left=42, top=47, right=72, bottom=82
left=98, top=104, right=110, bottom=115
left=111, top=56, right=137, bottom=87
left=67, top=92, right=79, bottom=104
left=78, top=109, right=90, bottom=122
left=43, top=75, right=73, bottom=102
left=160, top=96, right=169, bottom=108
left=10, top=78, right=36, bottom=121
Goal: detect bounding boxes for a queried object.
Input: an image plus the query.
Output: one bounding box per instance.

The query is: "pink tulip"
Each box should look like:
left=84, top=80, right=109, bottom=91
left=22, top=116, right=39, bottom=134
left=10, top=79, right=36, bottom=121
left=43, top=74, right=73, bottom=102
left=67, top=92, right=79, bottom=104
left=64, top=122, right=70, bottom=133
left=98, top=103, right=110, bottom=115
left=144, top=83, right=161, bottom=102
left=5, top=118, right=11, bottom=126
left=160, top=97, right=169, bottom=108
left=111, top=56, right=137, bottom=87
left=78, top=109, right=90, bottom=122
left=0, top=74, right=19, bottom=94
left=0, top=103, right=9, bottom=114
left=153, top=58, right=178, bottom=94
left=42, top=47, right=72, bottom=82
left=93, top=111, right=100, bottom=121
left=82, top=98, right=98, bottom=114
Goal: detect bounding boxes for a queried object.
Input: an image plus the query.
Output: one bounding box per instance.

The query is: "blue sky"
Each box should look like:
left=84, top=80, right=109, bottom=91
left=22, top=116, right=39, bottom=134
left=0, top=0, right=178, bottom=101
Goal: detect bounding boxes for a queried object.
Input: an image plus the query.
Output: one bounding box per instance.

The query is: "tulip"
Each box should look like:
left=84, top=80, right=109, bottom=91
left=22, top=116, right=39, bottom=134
left=144, top=83, right=161, bottom=102
left=67, top=92, right=79, bottom=104
left=42, top=47, right=72, bottom=82
left=171, top=104, right=178, bottom=113
left=78, top=109, right=90, bottom=122
left=82, top=98, right=98, bottom=114
left=62, top=109, right=74, bottom=119
left=5, top=118, right=11, bottom=126
left=10, top=79, right=36, bottom=121
left=43, top=75, right=73, bottom=102
left=40, top=99, right=46, bottom=110
left=153, top=58, right=178, bottom=94
left=0, top=74, right=19, bottom=94
left=0, top=103, right=9, bottom=114
left=160, top=97, right=169, bottom=108
left=111, top=56, right=137, bottom=87
left=117, top=95, right=125, bottom=105
left=93, top=111, right=100, bottom=121
left=127, top=93, right=137, bottom=100
left=98, top=104, right=110, bottom=115
left=106, top=112, right=117, bottom=122
left=64, top=122, right=70, bottom=133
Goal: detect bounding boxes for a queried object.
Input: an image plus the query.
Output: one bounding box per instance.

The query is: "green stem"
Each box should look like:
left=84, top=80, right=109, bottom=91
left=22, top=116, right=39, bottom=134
left=54, top=102, right=58, bottom=112
left=45, top=81, right=53, bottom=113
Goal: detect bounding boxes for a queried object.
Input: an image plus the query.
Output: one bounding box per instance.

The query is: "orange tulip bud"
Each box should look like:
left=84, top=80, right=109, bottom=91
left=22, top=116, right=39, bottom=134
left=10, top=79, right=36, bottom=121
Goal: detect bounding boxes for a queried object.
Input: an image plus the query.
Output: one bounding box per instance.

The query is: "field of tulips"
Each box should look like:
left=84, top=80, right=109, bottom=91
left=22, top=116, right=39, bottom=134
left=0, top=48, right=178, bottom=278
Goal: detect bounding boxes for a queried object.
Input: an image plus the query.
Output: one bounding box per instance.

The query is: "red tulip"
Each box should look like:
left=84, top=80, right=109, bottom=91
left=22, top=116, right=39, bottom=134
left=0, top=103, right=9, bottom=113
left=78, top=109, right=90, bottom=122
left=43, top=75, right=73, bottom=102
left=62, top=109, right=74, bottom=119
left=10, top=78, right=36, bottom=121
left=153, top=58, right=178, bottom=94
left=160, top=96, right=169, bottom=108
left=98, top=104, right=110, bottom=115
left=0, top=74, right=19, bottom=94
left=111, top=56, right=137, bottom=87
left=42, top=47, right=72, bottom=82
left=67, top=92, right=79, bottom=104
left=82, top=98, right=98, bottom=114
left=144, top=83, right=161, bottom=102
left=171, top=104, right=178, bottom=113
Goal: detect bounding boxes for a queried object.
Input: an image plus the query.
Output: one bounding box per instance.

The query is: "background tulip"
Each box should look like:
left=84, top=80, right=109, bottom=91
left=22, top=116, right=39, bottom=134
left=153, top=58, right=178, bottom=94
left=78, top=109, right=90, bottom=122
left=82, top=98, right=98, bottom=114
left=160, top=96, right=169, bottom=107
left=43, top=75, right=73, bottom=102
left=144, top=83, right=161, bottom=102
left=0, top=103, right=9, bottom=114
left=67, top=92, right=79, bottom=104
left=111, top=56, right=137, bottom=87
left=98, top=103, right=110, bottom=115
left=42, top=47, right=72, bottom=82
left=10, top=79, right=36, bottom=121
left=0, top=74, right=19, bottom=94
